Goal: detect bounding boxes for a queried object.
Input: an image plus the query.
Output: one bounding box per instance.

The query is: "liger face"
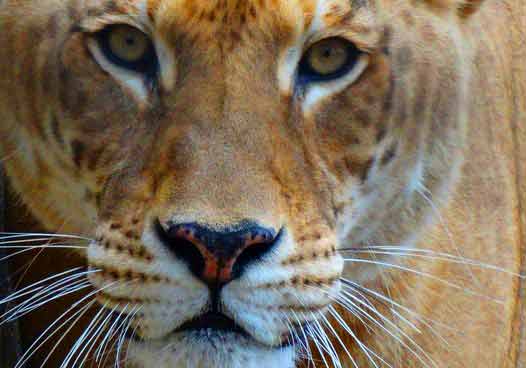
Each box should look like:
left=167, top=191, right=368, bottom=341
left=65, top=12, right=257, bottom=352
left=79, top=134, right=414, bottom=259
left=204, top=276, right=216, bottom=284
left=0, top=0, right=469, bottom=366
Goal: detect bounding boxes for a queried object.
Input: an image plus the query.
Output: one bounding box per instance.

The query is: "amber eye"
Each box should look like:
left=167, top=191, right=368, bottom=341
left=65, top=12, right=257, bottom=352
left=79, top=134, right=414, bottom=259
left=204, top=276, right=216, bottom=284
left=97, top=24, right=158, bottom=74
left=299, top=37, right=361, bottom=83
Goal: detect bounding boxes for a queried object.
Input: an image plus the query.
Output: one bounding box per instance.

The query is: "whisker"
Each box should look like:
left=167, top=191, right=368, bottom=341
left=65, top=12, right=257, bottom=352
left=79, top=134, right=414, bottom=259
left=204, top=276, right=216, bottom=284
left=0, top=232, right=93, bottom=242
left=0, top=267, right=87, bottom=304
left=101, top=306, right=138, bottom=368
left=0, top=248, right=40, bottom=263
left=0, top=244, right=87, bottom=263
left=122, top=306, right=143, bottom=366
left=341, top=280, right=457, bottom=351
left=39, top=300, right=98, bottom=368
left=337, top=288, right=421, bottom=337
left=284, top=322, right=300, bottom=360
left=327, top=294, right=373, bottom=334
left=1, top=244, right=87, bottom=250
left=291, top=310, right=317, bottom=368
left=361, top=345, right=394, bottom=368
left=318, top=308, right=359, bottom=368
left=115, top=305, right=142, bottom=368
left=292, top=290, right=332, bottom=368
left=341, top=278, right=460, bottom=334
left=328, top=305, right=386, bottom=368
left=0, top=237, right=89, bottom=246
left=13, top=246, right=50, bottom=292
left=285, top=290, right=316, bottom=367
left=0, top=247, right=56, bottom=262
left=281, top=311, right=308, bottom=358
left=4, top=281, right=92, bottom=324
left=17, top=299, right=97, bottom=368
left=416, top=185, right=482, bottom=288
left=331, top=302, right=410, bottom=368
left=1, top=269, right=99, bottom=323
left=61, top=303, right=109, bottom=368
left=338, top=247, right=525, bottom=278
left=333, top=290, right=408, bottom=359
left=306, top=320, right=332, bottom=368
left=77, top=302, right=117, bottom=368
left=310, top=312, right=342, bottom=368
left=96, top=304, right=130, bottom=364
left=363, top=242, right=402, bottom=351
left=101, top=306, right=139, bottom=367
left=342, top=257, right=505, bottom=303
left=388, top=307, right=422, bottom=334
left=4, top=274, right=91, bottom=317
left=288, top=287, right=348, bottom=368
left=337, top=288, right=438, bottom=368
left=15, top=281, right=120, bottom=368
left=303, top=283, right=385, bottom=367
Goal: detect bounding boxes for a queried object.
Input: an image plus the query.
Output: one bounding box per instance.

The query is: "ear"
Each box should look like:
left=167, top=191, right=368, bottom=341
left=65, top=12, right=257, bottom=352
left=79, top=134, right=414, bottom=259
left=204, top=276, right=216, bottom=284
left=426, top=0, right=485, bottom=18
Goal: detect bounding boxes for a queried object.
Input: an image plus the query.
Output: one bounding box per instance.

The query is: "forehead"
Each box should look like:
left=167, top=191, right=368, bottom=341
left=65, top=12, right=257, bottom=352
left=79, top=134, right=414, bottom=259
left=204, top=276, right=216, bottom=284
left=146, top=0, right=355, bottom=20
left=97, top=0, right=361, bottom=34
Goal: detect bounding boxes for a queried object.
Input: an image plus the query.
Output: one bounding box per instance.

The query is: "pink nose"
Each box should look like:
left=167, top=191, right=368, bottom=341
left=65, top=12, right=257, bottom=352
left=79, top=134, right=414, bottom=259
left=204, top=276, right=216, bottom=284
left=155, top=221, right=279, bottom=287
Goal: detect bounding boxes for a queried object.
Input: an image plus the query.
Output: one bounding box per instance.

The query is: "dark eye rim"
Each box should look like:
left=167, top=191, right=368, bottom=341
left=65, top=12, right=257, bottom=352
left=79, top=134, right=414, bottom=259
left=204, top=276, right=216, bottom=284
left=297, top=37, right=362, bottom=84
left=95, top=24, right=159, bottom=77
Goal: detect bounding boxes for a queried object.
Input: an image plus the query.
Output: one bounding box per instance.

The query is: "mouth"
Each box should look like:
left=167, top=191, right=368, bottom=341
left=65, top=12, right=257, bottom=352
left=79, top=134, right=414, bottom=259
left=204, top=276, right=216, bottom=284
left=127, top=311, right=297, bottom=349
left=175, top=312, right=296, bottom=349
left=124, top=313, right=297, bottom=368
left=175, top=312, right=248, bottom=336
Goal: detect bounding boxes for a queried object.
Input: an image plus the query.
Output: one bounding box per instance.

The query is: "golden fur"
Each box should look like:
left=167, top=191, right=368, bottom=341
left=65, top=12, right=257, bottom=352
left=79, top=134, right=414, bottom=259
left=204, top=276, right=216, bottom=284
left=0, top=0, right=525, bottom=366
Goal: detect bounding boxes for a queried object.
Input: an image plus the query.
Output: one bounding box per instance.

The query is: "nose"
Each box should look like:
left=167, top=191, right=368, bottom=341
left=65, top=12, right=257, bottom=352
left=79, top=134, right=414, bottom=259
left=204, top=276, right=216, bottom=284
left=155, top=220, right=281, bottom=288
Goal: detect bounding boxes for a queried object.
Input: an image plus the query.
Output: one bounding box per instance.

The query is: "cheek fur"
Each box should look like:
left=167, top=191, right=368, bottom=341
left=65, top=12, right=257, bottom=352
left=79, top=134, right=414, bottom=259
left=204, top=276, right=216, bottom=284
left=312, top=55, right=391, bottom=184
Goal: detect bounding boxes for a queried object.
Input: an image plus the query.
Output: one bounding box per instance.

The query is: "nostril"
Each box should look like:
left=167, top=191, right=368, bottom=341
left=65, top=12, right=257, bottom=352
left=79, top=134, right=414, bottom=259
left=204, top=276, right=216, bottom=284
left=154, top=220, right=205, bottom=278
left=154, top=219, right=282, bottom=286
left=231, top=229, right=282, bottom=279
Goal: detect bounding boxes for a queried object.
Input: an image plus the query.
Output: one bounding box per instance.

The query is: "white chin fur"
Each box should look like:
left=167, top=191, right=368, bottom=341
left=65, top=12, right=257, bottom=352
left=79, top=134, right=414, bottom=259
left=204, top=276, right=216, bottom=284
left=126, top=331, right=296, bottom=368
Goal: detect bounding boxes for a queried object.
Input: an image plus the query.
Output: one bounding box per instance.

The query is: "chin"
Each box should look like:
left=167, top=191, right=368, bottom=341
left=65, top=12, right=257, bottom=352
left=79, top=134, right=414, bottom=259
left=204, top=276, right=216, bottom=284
left=126, top=331, right=297, bottom=368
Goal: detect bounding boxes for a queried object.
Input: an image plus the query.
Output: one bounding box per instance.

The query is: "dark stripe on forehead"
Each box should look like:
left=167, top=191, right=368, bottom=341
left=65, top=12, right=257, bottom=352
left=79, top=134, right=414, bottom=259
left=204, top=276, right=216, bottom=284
left=380, top=142, right=397, bottom=166
left=413, top=65, right=432, bottom=122
left=86, top=0, right=121, bottom=17
left=58, top=65, right=88, bottom=118
left=351, top=0, right=369, bottom=10
left=87, top=147, right=106, bottom=171
left=430, top=65, right=460, bottom=136
left=50, top=114, right=65, bottom=147
left=376, top=127, right=386, bottom=142
left=67, top=2, right=79, bottom=21
left=71, top=139, right=86, bottom=168
left=396, top=46, right=413, bottom=75
left=393, top=81, right=408, bottom=128
left=47, top=14, right=60, bottom=38
left=380, top=26, right=392, bottom=56
left=382, top=73, right=395, bottom=115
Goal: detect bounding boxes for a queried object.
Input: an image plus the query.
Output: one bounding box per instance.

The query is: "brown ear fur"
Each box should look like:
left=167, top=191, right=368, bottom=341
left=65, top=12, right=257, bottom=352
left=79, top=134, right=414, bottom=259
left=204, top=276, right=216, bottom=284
left=426, top=0, right=485, bottom=17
